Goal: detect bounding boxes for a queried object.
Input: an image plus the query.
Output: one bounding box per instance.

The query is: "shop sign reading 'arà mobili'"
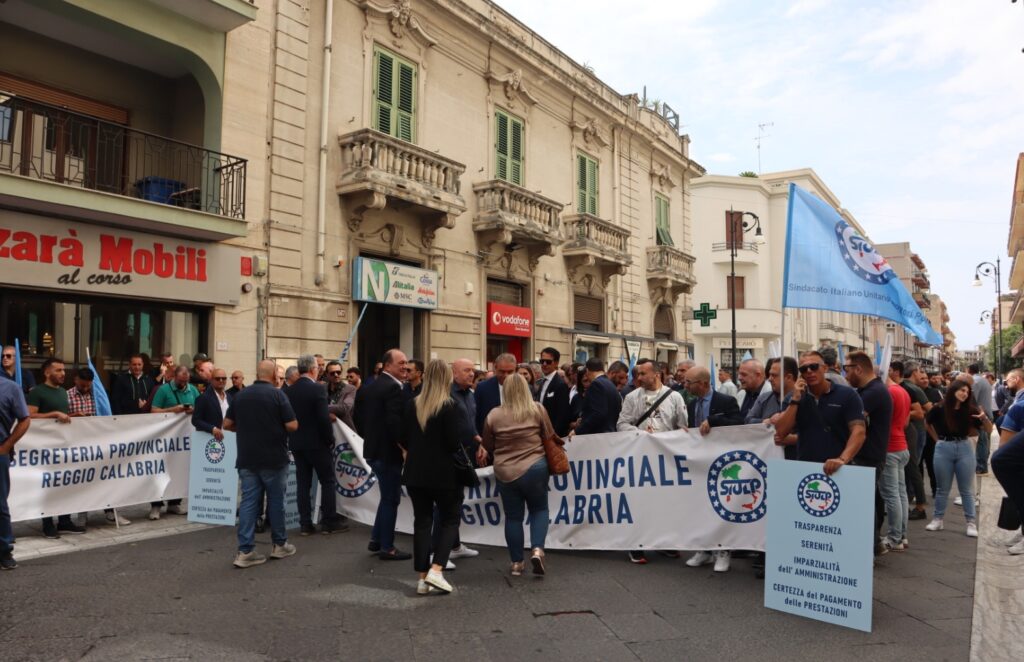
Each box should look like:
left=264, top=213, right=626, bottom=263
left=0, top=211, right=240, bottom=305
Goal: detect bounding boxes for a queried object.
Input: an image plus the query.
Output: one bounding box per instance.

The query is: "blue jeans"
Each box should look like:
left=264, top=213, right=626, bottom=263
left=976, top=427, right=991, bottom=473
left=369, top=459, right=403, bottom=552
left=934, top=440, right=976, bottom=521
left=238, top=466, right=288, bottom=552
left=0, top=455, right=12, bottom=557
left=497, top=457, right=550, bottom=563
left=880, top=450, right=910, bottom=544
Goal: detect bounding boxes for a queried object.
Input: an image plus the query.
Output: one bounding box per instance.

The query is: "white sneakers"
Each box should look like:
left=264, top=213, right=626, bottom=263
left=925, top=518, right=944, bottom=531
left=1009, top=540, right=1024, bottom=555
left=417, top=579, right=433, bottom=595
left=966, top=522, right=978, bottom=538
left=429, top=554, right=456, bottom=570
left=1006, top=531, right=1024, bottom=547
left=686, top=551, right=713, bottom=567
left=106, top=512, right=131, bottom=526
left=148, top=506, right=161, bottom=520
left=954, top=496, right=963, bottom=506
left=167, top=504, right=187, bottom=515
left=685, top=551, right=730, bottom=571
left=425, top=568, right=453, bottom=593
left=449, top=544, right=479, bottom=559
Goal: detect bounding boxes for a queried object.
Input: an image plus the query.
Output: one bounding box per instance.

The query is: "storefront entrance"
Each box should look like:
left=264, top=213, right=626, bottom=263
left=355, top=301, right=422, bottom=373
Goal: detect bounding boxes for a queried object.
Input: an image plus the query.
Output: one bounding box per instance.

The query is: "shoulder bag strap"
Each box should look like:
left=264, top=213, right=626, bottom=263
left=636, top=388, right=674, bottom=427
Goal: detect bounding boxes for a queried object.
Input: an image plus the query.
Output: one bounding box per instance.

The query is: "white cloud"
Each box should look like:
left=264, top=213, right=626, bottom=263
left=785, top=0, right=831, bottom=17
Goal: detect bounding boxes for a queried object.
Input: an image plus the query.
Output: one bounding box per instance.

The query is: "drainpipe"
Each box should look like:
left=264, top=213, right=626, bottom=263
left=314, top=0, right=334, bottom=286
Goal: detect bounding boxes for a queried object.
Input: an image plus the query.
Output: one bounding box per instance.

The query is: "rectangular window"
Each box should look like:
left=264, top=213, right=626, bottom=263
left=487, top=278, right=523, bottom=306
left=576, top=152, right=598, bottom=215
left=573, top=294, right=603, bottom=331
left=0, top=104, right=12, bottom=143
left=727, top=276, right=745, bottom=309
left=372, top=47, right=416, bottom=142
left=655, top=194, right=673, bottom=246
left=495, top=108, right=524, bottom=186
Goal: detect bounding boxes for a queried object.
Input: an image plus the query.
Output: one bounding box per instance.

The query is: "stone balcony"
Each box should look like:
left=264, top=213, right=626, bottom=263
left=562, top=213, right=632, bottom=283
left=913, top=291, right=931, bottom=309
left=472, top=180, right=564, bottom=268
left=337, top=129, right=466, bottom=245
left=646, top=245, right=696, bottom=304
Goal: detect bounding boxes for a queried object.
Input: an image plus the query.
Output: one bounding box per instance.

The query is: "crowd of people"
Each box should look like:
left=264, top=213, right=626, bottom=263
left=2, top=342, right=1023, bottom=589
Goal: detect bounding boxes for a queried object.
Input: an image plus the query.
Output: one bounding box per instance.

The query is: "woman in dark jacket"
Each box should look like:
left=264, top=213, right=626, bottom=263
left=401, top=359, right=467, bottom=595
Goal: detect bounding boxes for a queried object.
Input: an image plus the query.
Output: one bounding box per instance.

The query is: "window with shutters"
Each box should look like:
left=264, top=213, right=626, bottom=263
left=372, top=47, right=417, bottom=143
left=576, top=152, right=599, bottom=215
left=654, top=305, right=674, bottom=339
left=487, top=278, right=524, bottom=306
left=726, top=276, right=745, bottom=309
left=655, top=194, right=673, bottom=246
left=573, top=294, right=603, bottom=332
left=494, top=108, right=524, bottom=186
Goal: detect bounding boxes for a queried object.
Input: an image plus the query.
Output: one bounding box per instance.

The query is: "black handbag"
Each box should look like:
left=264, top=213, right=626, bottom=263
left=454, top=444, right=480, bottom=488
left=998, top=496, right=1022, bottom=531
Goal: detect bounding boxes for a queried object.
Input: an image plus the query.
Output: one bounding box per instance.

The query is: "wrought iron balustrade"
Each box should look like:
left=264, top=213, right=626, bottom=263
left=0, top=93, right=246, bottom=219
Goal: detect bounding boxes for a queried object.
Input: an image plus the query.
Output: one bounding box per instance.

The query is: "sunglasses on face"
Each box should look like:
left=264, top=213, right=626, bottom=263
left=328, top=371, right=342, bottom=376
left=539, top=359, right=554, bottom=365
left=798, top=363, right=822, bottom=373
left=213, top=377, right=228, bottom=381
left=2, top=354, right=12, bottom=359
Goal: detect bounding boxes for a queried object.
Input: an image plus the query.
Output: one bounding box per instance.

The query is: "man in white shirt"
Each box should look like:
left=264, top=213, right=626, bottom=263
left=616, top=358, right=687, bottom=565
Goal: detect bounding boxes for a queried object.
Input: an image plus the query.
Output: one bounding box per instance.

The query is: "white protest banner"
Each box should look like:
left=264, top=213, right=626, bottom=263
left=331, top=422, right=783, bottom=550
left=187, top=431, right=238, bottom=526
left=9, top=413, right=192, bottom=521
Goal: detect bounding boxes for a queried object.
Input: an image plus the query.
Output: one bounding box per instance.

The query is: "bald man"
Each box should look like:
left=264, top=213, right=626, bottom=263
left=224, top=360, right=298, bottom=568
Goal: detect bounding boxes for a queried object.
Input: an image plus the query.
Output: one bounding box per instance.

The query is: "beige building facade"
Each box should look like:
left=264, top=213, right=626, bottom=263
left=1, top=0, right=700, bottom=380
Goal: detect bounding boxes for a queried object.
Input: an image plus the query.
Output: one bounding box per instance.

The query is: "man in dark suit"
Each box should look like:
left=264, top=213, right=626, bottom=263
left=112, top=354, right=156, bottom=415
left=575, top=358, right=622, bottom=436
left=683, top=365, right=743, bottom=573
left=534, top=347, right=571, bottom=437
left=191, top=367, right=233, bottom=439
left=353, top=348, right=411, bottom=560
left=287, top=355, right=347, bottom=536
left=685, top=366, right=744, bottom=434
left=474, top=352, right=518, bottom=434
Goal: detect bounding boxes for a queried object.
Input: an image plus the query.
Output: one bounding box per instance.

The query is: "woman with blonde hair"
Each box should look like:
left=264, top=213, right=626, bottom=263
left=401, top=359, right=467, bottom=594
left=482, top=373, right=555, bottom=576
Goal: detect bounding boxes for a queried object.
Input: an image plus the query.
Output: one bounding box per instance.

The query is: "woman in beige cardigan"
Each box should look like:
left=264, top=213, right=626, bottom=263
left=482, top=373, right=555, bottom=576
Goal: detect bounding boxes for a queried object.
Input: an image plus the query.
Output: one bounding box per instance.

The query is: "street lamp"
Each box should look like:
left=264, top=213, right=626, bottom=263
left=726, top=209, right=764, bottom=382
left=979, top=310, right=992, bottom=326
left=973, top=259, right=1002, bottom=375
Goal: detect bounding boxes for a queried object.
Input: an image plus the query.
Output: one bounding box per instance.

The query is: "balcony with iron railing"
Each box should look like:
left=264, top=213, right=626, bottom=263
left=337, top=129, right=466, bottom=245
left=562, top=213, right=631, bottom=282
left=646, top=244, right=696, bottom=300
left=912, top=291, right=931, bottom=309
left=711, top=240, right=759, bottom=265
left=912, top=269, right=930, bottom=289
left=472, top=180, right=564, bottom=266
left=0, top=93, right=247, bottom=240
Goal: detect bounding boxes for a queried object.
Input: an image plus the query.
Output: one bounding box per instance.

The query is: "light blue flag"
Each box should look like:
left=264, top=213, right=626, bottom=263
left=13, top=338, right=22, bottom=390
left=742, top=350, right=753, bottom=361
left=874, top=340, right=881, bottom=366
left=837, top=342, right=845, bottom=376
left=86, top=350, right=112, bottom=416
left=708, top=353, right=717, bottom=392
left=783, top=183, right=942, bottom=345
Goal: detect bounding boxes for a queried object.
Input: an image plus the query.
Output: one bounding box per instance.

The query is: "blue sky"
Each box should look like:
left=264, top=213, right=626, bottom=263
left=495, top=0, right=1023, bottom=350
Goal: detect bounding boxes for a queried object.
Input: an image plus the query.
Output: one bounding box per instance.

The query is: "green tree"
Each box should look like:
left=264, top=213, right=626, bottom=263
left=985, top=323, right=1023, bottom=374
left=738, top=171, right=758, bottom=178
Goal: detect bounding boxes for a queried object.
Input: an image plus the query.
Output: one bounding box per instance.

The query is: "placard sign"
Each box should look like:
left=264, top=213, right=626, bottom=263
left=764, top=460, right=875, bottom=632
left=352, top=257, right=438, bottom=309
left=187, top=431, right=239, bottom=526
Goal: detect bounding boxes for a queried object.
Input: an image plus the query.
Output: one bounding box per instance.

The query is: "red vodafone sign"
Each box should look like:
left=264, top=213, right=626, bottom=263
left=487, top=302, right=532, bottom=337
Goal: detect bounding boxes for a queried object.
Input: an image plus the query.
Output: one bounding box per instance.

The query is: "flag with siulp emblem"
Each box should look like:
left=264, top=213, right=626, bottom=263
left=782, top=183, right=942, bottom=345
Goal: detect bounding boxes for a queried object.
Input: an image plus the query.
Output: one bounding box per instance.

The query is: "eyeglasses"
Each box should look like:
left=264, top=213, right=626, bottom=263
left=842, top=364, right=856, bottom=372
left=539, top=359, right=554, bottom=365
left=327, top=371, right=342, bottom=376
left=213, top=377, right=228, bottom=381
left=1, top=354, right=12, bottom=359
left=798, top=363, right=823, bottom=373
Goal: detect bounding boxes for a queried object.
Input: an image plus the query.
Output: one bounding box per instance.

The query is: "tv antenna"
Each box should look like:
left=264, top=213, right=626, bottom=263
left=756, top=121, right=773, bottom=174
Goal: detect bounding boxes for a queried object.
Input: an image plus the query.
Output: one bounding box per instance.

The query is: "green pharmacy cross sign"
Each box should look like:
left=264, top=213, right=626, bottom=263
left=693, top=303, right=717, bottom=327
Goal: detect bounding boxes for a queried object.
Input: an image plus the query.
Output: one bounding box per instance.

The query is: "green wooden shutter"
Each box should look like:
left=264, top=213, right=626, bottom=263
left=372, top=47, right=416, bottom=142
left=656, top=195, right=673, bottom=246
left=396, top=60, right=416, bottom=142
left=577, top=154, right=588, bottom=213
left=586, top=156, right=598, bottom=214
left=509, top=116, right=524, bottom=185
left=372, top=49, right=394, bottom=136
left=495, top=110, right=509, bottom=181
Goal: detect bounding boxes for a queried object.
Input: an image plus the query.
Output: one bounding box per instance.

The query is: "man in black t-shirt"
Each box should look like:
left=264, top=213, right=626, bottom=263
left=224, top=359, right=298, bottom=569
left=845, top=351, right=893, bottom=555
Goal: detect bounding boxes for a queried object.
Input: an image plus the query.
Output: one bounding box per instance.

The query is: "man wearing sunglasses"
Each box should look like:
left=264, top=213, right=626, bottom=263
left=771, top=351, right=866, bottom=477
left=192, top=367, right=234, bottom=443
left=0, top=346, right=34, bottom=395
left=324, top=360, right=356, bottom=429
left=534, top=348, right=570, bottom=438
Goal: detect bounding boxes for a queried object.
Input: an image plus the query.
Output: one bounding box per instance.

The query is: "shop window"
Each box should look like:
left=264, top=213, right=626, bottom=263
left=573, top=294, right=603, bottom=332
